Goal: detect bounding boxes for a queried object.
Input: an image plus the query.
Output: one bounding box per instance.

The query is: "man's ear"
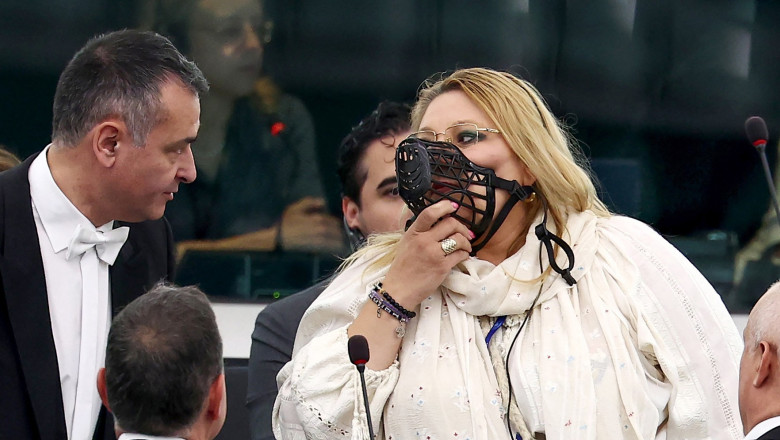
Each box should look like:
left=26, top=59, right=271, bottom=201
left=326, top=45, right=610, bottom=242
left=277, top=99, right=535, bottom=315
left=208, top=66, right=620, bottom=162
left=93, top=120, right=125, bottom=168
left=206, top=373, right=226, bottom=421
left=342, top=196, right=361, bottom=231
left=96, top=368, right=111, bottom=412
left=754, top=341, right=775, bottom=388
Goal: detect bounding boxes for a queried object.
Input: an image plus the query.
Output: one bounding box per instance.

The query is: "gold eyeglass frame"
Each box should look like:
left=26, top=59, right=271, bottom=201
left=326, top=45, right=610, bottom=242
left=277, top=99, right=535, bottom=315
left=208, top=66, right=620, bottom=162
left=410, top=123, right=501, bottom=147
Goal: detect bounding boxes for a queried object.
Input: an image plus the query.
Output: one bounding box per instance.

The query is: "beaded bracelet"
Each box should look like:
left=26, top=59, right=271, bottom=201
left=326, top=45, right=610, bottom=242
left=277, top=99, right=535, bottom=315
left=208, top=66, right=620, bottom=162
left=368, top=290, right=408, bottom=323
left=368, top=290, right=408, bottom=338
left=373, top=282, right=416, bottom=319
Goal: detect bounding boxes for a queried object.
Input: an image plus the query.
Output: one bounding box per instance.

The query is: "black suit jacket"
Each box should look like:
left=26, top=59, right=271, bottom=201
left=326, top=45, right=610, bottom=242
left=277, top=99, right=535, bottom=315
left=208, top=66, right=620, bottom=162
left=0, top=155, right=175, bottom=440
left=759, top=425, right=780, bottom=439
left=246, top=279, right=328, bottom=440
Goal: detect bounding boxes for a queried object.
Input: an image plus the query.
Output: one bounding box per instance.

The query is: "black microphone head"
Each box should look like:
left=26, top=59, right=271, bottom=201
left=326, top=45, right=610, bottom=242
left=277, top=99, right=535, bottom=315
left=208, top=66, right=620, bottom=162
left=745, top=116, right=769, bottom=147
left=348, top=334, right=370, bottom=366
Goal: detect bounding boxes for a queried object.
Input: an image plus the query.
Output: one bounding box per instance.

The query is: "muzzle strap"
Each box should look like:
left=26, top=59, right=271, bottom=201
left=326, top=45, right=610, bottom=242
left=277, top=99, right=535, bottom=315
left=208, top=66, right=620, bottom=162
left=396, top=137, right=577, bottom=285
left=470, top=179, right=534, bottom=254
left=534, top=196, right=577, bottom=286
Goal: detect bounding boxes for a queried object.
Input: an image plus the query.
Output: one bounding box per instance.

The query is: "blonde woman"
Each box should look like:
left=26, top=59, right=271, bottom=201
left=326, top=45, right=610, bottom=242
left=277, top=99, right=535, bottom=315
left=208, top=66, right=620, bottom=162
left=273, top=68, right=743, bottom=439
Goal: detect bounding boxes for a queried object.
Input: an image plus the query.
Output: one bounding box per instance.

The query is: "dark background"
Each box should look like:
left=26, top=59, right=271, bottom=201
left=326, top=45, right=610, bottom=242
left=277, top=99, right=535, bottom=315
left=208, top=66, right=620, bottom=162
left=2, top=0, right=779, bottom=305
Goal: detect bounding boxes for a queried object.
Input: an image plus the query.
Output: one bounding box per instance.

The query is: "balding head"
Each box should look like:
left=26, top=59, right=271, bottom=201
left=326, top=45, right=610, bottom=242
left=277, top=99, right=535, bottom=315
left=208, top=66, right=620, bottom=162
left=98, top=283, right=225, bottom=438
left=739, top=281, right=780, bottom=435
left=745, top=281, right=780, bottom=349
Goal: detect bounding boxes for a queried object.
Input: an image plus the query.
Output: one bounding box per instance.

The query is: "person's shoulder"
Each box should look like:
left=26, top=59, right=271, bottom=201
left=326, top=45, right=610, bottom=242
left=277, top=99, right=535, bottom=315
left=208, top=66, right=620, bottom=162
left=0, top=165, right=16, bottom=185
left=0, top=154, right=35, bottom=221
left=254, top=280, right=329, bottom=335
left=0, top=153, right=33, bottom=186
left=276, top=92, right=306, bottom=108
left=275, top=93, right=312, bottom=119
left=117, top=217, right=170, bottom=235
left=116, top=217, right=172, bottom=253
left=762, top=426, right=780, bottom=439
left=0, top=165, right=13, bottom=192
left=589, top=213, right=680, bottom=257
left=595, top=213, right=697, bottom=271
left=600, top=214, right=663, bottom=238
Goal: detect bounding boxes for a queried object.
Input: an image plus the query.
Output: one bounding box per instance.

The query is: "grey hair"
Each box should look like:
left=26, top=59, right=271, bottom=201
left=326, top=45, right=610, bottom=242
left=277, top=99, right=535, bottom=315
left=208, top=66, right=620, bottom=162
left=52, top=29, right=208, bottom=147
left=105, top=282, right=222, bottom=436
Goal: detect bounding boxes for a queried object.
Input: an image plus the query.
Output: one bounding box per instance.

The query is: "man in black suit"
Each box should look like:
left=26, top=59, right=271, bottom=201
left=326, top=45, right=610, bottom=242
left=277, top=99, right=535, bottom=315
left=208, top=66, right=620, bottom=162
left=246, top=101, right=412, bottom=440
left=739, top=281, right=780, bottom=439
left=0, top=30, right=208, bottom=440
left=97, top=283, right=226, bottom=440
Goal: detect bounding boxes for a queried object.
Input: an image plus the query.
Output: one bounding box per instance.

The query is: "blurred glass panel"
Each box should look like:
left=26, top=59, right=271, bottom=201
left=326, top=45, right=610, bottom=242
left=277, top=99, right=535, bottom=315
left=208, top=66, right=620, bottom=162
left=176, top=250, right=342, bottom=301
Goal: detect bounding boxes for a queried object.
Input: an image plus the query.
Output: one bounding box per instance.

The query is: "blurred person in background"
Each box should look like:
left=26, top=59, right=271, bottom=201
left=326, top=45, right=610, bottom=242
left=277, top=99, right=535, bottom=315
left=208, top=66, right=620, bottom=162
left=148, top=0, right=345, bottom=257
left=246, top=101, right=412, bottom=440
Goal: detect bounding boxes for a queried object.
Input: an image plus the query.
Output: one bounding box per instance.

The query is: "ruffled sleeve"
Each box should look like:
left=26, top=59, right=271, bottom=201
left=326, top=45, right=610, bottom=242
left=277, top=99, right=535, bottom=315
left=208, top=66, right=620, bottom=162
left=604, top=216, right=744, bottom=439
left=272, top=254, right=399, bottom=439
left=273, top=328, right=399, bottom=439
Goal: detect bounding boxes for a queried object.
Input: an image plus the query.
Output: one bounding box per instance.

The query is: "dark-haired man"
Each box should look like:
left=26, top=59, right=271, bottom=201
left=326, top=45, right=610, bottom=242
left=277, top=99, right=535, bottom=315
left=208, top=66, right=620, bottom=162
left=246, top=101, right=412, bottom=440
left=0, top=30, right=208, bottom=440
left=97, top=283, right=226, bottom=440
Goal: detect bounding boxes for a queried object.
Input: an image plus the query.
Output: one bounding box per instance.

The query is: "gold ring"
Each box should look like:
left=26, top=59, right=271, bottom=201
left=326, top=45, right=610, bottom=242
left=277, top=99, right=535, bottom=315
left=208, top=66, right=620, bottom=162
left=440, top=238, right=458, bottom=256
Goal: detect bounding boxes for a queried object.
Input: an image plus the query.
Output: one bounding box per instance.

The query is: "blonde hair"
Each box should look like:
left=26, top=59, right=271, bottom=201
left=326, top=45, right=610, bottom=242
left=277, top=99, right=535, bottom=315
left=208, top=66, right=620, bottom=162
left=343, top=67, right=610, bottom=271
left=0, top=146, right=20, bottom=172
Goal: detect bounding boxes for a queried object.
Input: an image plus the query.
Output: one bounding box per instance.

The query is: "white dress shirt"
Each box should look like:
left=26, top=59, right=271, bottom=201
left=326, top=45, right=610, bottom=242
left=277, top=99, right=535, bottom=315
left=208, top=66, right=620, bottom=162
left=29, top=146, right=120, bottom=440
left=745, top=416, right=780, bottom=440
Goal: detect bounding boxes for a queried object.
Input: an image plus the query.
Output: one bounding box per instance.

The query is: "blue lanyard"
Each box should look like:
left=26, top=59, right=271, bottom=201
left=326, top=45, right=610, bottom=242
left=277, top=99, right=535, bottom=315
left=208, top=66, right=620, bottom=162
left=484, top=315, right=507, bottom=346
left=485, top=315, right=524, bottom=440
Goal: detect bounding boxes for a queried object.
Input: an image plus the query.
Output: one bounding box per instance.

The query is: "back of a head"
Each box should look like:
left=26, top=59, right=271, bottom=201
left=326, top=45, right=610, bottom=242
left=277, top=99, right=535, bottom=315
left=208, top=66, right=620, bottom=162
left=52, top=29, right=208, bottom=148
left=105, top=283, right=223, bottom=436
left=337, top=101, right=412, bottom=204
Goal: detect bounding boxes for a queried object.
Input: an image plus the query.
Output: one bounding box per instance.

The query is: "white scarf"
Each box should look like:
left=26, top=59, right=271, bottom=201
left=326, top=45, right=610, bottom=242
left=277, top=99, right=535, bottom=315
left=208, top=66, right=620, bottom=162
left=385, top=210, right=605, bottom=439
left=291, top=210, right=742, bottom=439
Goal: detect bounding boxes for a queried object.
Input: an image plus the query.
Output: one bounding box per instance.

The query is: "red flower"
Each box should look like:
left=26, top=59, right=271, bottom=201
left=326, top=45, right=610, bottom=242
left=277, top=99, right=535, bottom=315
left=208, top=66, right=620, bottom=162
left=270, top=121, right=286, bottom=136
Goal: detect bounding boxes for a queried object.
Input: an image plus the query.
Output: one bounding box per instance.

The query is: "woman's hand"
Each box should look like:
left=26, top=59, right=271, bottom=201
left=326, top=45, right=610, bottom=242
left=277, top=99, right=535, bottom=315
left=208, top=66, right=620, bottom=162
left=347, top=200, right=474, bottom=370
left=382, top=199, right=474, bottom=310
left=348, top=199, right=474, bottom=370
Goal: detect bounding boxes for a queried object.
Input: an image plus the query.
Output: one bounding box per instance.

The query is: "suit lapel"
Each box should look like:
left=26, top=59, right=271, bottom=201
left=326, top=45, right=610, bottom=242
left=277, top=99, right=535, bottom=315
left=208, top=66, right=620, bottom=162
left=760, top=425, right=780, bottom=439
left=109, top=221, right=148, bottom=315
left=1, top=155, right=67, bottom=439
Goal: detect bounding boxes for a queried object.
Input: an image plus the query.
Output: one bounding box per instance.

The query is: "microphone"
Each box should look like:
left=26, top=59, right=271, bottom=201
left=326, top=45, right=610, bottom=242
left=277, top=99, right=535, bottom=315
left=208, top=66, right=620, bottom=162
left=744, top=116, right=780, bottom=229
left=746, top=116, right=769, bottom=149
left=347, top=335, right=375, bottom=439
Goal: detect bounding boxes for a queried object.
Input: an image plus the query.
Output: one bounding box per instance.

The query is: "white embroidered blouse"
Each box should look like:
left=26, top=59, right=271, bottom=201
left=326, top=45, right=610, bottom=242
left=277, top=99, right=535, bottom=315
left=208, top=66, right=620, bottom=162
left=273, top=211, right=744, bottom=440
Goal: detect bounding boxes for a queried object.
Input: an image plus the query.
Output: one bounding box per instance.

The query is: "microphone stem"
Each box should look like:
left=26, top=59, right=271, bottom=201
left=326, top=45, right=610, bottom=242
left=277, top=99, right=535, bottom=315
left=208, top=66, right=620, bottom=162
left=757, top=144, right=780, bottom=229
left=357, top=366, right=375, bottom=439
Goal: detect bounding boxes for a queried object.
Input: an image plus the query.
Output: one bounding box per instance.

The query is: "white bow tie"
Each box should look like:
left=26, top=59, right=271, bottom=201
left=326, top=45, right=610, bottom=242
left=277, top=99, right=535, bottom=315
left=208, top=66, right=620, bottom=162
left=65, top=224, right=130, bottom=265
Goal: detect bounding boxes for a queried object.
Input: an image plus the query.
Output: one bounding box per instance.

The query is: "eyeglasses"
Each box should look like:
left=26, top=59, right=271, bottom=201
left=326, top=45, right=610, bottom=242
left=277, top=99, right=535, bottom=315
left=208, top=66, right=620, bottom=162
left=409, top=123, right=500, bottom=149
left=194, top=20, right=274, bottom=45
